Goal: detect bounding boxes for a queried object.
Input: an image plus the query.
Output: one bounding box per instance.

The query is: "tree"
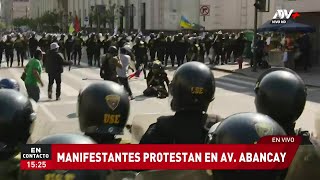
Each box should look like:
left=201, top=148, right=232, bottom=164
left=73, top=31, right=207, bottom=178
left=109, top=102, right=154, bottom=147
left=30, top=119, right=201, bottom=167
left=39, top=11, right=59, bottom=27
left=12, top=18, right=38, bottom=30
left=0, top=22, right=6, bottom=30
left=89, top=4, right=118, bottom=30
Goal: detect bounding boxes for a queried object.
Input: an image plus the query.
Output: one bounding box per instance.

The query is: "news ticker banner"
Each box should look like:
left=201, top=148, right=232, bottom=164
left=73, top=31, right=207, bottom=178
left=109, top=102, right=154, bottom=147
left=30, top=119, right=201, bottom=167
left=20, top=136, right=301, bottom=170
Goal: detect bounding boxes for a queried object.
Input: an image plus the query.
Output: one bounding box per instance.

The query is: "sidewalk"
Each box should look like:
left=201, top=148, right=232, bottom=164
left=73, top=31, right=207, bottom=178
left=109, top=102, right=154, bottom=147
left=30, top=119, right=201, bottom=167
left=211, top=62, right=320, bottom=88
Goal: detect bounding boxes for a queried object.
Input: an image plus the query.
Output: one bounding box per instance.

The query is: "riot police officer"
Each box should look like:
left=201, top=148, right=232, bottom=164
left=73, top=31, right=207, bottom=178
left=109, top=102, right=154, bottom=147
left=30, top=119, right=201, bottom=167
left=0, top=89, right=36, bottom=179
left=207, top=112, right=287, bottom=180
left=4, top=35, right=14, bottom=67
left=148, top=33, right=157, bottom=61
left=143, top=60, right=169, bottom=98
left=73, top=33, right=83, bottom=65
left=19, top=133, right=109, bottom=180
left=0, top=78, right=20, bottom=91
left=132, top=37, right=148, bottom=79
left=100, top=46, right=122, bottom=82
left=65, top=34, right=74, bottom=62
left=102, top=33, right=111, bottom=54
left=28, top=33, right=38, bottom=58
left=140, top=61, right=222, bottom=144
left=14, top=34, right=24, bottom=66
left=155, top=32, right=167, bottom=64
left=58, top=34, right=66, bottom=59
left=77, top=81, right=130, bottom=144
left=86, top=33, right=97, bottom=66
left=254, top=68, right=308, bottom=139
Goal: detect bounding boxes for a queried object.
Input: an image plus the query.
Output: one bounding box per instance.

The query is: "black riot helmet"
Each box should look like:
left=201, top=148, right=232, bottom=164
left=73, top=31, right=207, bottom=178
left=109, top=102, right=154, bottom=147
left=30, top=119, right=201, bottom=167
left=254, top=68, right=307, bottom=134
left=208, top=112, right=287, bottom=180
left=77, top=81, right=130, bottom=136
left=0, top=89, right=36, bottom=160
left=169, top=62, right=215, bottom=112
left=108, top=46, right=118, bottom=56
left=35, top=133, right=96, bottom=144
left=0, top=78, right=20, bottom=91
left=151, top=60, right=163, bottom=74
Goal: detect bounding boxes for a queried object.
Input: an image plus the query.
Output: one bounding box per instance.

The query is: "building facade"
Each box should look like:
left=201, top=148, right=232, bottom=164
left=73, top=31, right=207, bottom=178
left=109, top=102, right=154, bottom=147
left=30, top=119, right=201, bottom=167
left=0, top=0, right=13, bottom=25
left=13, top=0, right=30, bottom=19
left=29, top=0, right=320, bottom=31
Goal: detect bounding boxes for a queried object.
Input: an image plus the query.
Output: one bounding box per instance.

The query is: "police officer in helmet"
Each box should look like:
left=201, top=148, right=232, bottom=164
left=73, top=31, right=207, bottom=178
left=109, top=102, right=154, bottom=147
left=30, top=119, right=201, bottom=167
left=140, top=61, right=222, bottom=144
left=207, top=112, right=287, bottom=180
left=77, top=81, right=130, bottom=144
left=254, top=68, right=307, bottom=138
left=0, top=89, right=36, bottom=179
left=0, top=78, right=20, bottom=91
left=100, top=46, right=122, bottom=83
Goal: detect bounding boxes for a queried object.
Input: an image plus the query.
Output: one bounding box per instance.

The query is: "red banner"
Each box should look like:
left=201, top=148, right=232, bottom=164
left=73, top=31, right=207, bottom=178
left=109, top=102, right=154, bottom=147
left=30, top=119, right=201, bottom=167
left=20, top=136, right=301, bottom=170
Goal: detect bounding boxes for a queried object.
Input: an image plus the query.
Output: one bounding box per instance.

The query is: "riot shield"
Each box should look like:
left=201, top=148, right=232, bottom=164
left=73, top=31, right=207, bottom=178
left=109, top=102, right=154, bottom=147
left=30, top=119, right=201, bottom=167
left=130, top=113, right=172, bottom=144
left=106, top=171, right=137, bottom=180
left=135, top=170, right=212, bottom=180
left=285, top=145, right=320, bottom=180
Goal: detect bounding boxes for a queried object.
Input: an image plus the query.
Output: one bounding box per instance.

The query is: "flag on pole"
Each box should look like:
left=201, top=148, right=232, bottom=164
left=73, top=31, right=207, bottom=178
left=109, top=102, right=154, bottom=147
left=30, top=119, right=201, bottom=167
left=74, top=15, right=81, bottom=33
left=69, top=22, right=75, bottom=34
left=180, top=16, right=194, bottom=29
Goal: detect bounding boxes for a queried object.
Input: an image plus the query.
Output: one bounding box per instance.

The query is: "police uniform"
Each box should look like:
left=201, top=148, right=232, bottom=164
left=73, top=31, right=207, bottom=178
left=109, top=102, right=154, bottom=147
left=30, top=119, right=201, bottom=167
left=143, top=61, right=169, bottom=98
left=132, top=40, right=148, bottom=79
left=0, top=89, right=36, bottom=179
left=58, top=35, right=66, bottom=59
left=207, top=112, right=288, bottom=180
left=29, top=34, right=38, bottom=58
left=85, top=35, right=97, bottom=66
left=4, top=36, right=14, bottom=67
left=140, top=62, right=222, bottom=144
left=73, top=34, right=83, bottom=65
left=0, top=154, right=20, bottom=180
left=77, top=81, right=130, bottom=144
left=100, top=46, right=120, bottom=82
left=0, top=38, right=5, bottom=67
left=65, top=35, right=74, bottom=61
left=14, top=36, right=24, bottom=66
left=254, top=68, right=310, bottom=144
left=155, top=33, right=166, bottom=63
left=148, top=34, right=156, bottom=61
left=102, top=34, right=111, bottom=54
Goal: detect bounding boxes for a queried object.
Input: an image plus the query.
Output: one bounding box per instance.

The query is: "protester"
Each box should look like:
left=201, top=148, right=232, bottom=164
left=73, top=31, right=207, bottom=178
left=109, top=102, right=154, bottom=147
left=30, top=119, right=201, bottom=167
left=24, top=49, right=44, bottom=102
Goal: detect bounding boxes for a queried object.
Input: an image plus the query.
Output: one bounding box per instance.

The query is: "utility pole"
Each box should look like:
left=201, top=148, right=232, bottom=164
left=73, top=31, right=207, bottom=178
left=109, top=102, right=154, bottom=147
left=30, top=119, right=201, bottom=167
left=26, top=6, right=28, bottom=18
left=125, top=0, right=129, bottom=33
left=252, top=0, right=258, bottom=72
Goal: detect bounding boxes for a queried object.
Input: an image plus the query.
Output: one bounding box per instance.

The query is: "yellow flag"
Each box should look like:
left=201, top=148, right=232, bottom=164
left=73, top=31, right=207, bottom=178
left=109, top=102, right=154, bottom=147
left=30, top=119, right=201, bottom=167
left=69, top=23, right=75, bottom=34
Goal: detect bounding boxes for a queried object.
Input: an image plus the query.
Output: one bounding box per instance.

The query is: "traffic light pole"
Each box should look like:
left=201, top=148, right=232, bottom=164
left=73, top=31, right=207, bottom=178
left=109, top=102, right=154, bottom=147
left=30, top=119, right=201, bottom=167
left=125, top=0, right=129, bottom=33
left=252, top=0, right=258, bottom=72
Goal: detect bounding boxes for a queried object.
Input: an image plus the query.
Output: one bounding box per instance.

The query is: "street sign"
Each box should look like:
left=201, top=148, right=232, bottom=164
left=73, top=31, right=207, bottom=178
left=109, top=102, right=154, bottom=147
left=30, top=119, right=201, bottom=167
left=200, top=5, right=210, bottom=16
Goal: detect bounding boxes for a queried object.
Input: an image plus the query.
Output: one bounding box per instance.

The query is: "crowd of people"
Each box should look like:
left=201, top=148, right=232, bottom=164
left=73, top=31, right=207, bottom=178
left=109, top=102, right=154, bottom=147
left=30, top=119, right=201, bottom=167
left=0, top=30, right=317, bottom=179
left=0, top=61, right=318, bottom=179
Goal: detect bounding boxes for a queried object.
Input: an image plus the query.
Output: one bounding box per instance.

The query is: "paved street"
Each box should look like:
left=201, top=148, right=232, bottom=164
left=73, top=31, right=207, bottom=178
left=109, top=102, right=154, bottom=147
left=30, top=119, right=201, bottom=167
left=1, top=59, right=319, bottom=144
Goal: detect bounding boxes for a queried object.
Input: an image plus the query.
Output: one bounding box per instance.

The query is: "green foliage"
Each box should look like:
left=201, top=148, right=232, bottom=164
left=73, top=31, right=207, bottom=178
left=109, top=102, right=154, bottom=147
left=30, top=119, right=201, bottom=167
left=89, top=4, right=118, bottom=28
left=38, top=11, right=59, bottom=26
left=0, top=22, right=6, bottom=29
left=12, top=18, right=32, bottom=27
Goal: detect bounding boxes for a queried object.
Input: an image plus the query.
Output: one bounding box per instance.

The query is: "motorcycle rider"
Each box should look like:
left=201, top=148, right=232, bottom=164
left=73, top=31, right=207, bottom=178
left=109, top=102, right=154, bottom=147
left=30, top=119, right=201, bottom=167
left=207, top=112, right=287, bottom=180
left=140, top=61, right=222, bottom=144
left=0, top=89, right=36, bottom=179
left=77, top=81, right=130, bottom=144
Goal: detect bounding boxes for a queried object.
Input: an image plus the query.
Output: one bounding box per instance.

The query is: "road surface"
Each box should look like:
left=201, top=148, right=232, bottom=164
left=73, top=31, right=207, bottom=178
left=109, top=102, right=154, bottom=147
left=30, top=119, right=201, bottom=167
left=0, top=59, right=319, bottom=143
